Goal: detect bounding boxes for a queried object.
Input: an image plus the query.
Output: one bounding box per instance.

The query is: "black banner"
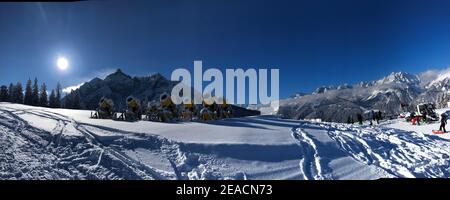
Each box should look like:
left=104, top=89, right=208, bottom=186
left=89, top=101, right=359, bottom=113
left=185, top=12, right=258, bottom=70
left=0, top=179, right=448, bottom=199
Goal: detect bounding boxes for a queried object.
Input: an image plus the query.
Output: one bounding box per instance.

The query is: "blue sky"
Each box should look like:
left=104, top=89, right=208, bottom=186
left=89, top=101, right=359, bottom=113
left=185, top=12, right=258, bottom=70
left=2, top=0, right=450, bottom=98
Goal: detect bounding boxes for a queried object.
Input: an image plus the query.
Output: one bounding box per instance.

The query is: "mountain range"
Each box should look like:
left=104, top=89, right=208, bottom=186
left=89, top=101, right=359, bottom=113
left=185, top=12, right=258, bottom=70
left=278, top=70, right=450, bottom=122
left=64, top=68, right=450, bottom=122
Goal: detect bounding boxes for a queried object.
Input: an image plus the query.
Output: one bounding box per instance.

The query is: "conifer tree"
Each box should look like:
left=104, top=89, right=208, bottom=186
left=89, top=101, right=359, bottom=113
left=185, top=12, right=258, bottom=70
left=32, top=78, right=39, bottom=106
left=56, top=82, right=62, bottom=108
left=0, top=85, right=8, bottom=102
left=49, top=89, right=57, bottom=108
left=39, top=83, right=48, bottom=107
left=15, top=82, right=24, bottom=104
left=8, top=83, right=14, bottom=102
left=24, top=79, right=32, bottom=105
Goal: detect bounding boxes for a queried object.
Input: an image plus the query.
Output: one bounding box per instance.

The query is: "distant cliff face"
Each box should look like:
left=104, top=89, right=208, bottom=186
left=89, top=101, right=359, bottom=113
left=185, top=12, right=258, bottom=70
left=66, top=69, right=176, bottom=111
left=64, top=69, right=260, bottom=117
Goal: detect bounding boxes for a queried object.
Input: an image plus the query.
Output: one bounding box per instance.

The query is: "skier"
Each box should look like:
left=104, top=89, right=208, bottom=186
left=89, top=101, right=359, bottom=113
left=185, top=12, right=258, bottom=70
left=439, top=113, right=447, bottom=133
left=357, top=113, right=363, bottom=125
left=370, top=110, right=375, bottom=125
left=410, top=112, right=418, bottom=125
left=347, top=116, right=352, bottom=124
left=416, top=113, right=420, bottom=126
left=422, top=113, right=427, bottom=124
left=376, top=111, right=381, bottom=124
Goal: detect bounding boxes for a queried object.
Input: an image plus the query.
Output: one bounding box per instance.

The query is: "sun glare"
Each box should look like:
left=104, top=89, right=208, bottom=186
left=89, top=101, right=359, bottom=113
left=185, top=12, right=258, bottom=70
left=57, top=57, right=69, bottom=71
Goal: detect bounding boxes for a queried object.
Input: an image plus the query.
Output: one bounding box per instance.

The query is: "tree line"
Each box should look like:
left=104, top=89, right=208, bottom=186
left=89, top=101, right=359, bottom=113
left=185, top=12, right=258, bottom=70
left=0, top=78, right=64, bottom=108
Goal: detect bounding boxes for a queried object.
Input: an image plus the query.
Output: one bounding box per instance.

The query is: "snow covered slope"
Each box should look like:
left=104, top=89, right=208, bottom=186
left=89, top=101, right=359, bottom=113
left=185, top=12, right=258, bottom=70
left=1, top=102, right=449, bottom=180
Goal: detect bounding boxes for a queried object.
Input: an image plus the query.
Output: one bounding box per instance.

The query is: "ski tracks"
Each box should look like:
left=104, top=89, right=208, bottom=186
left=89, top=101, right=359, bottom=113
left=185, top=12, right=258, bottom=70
left=291, top=126, right=324, bottom=180
left=301, top=122, right=450, bottom=178
left=0, top=107, right=196, bottom=180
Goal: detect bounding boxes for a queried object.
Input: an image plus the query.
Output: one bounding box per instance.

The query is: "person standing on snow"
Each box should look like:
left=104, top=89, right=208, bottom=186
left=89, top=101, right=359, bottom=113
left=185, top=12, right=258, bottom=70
left=347, top=116, right=354, bottom=124
left=410, top=112, right=419, bottom=125
left=439, top=113, right=448, bottom=133
left=376, top=111, right=382, bottom=124
left=416, top=113, right=420, bottom=126
left=357, top=113, right=363, bottom=125
left=370, top=110, right=375, bottom=125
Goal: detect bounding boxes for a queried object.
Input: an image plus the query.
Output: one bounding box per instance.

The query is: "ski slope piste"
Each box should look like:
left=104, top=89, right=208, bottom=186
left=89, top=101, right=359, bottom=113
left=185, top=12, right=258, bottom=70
left=1, top=102, right=450, bottom=180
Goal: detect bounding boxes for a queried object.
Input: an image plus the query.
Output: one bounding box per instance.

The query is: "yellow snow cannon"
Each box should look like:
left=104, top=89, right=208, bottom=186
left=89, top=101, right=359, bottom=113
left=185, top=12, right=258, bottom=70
left=200, top=98, right=217, bottom=121
left=145, top=101, right=161, bottom=121
left=159, top=93, right=177, bottom=122
left=180, top=98, right=196, bottom=121
left=91, top=97, right=115, bottom=119
left=219, top=98, right=233, bottom=119
left=123, top=96, right=142, bottom=121
left=200, top=107, right=213, bottom=121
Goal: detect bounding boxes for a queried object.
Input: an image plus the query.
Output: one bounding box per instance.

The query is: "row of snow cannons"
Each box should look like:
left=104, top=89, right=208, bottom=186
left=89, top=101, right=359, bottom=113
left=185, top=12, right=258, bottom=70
left=90, top=93, right=233, bottom=122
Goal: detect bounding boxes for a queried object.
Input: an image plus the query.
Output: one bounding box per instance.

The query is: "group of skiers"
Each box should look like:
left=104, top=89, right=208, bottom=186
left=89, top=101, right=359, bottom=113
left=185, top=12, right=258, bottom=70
left=409, top=112, right=425, bottom=125
left=348, top=103, right=449, bottom=133
left=412, top=111, right=448, bottom=133
left=348, top=110, right=383, bottom=125
left=406, top=103, right=448, bottom=133
left=91, top=93, right=234, bottom=122
left=369, top=110, right=383, bottom=125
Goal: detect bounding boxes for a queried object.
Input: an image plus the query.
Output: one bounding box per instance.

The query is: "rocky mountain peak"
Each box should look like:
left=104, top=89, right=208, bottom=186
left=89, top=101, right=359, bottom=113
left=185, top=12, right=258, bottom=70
left=378, top=72, right=420, bottom=85
left=104, top=69, right=132, bottom=82
left=149, top=72, right=166, bottom=81
left=313, top=85, right=337, bottom=94
left=289, top=92, right=308, bottom=98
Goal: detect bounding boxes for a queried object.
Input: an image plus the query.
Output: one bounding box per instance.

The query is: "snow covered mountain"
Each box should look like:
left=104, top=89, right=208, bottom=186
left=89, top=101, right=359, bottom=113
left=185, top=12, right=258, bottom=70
left=278, top=72, right=424, bottom=122
left=414, top=71, right=450, bottom=108
left=377, top=71, right=421, bottom=85
left=63, top=69, right=260, bottom=117
left=1, top=102, right=449, bottom=179
left=65, top=69, right=177, bottom=111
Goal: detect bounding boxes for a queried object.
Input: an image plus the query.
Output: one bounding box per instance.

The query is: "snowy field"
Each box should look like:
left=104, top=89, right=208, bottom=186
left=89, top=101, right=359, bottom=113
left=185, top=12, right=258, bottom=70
left=1, top=102, right=450, bottom=180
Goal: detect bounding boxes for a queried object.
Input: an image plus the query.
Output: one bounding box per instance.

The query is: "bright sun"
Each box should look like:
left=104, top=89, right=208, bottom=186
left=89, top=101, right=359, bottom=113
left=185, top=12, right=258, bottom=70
left=57, top=57, right=69, bottom=70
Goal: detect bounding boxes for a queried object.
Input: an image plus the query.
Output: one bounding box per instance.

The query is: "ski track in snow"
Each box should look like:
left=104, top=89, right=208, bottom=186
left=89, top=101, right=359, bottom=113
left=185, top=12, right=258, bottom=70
left=0, top=106, right=223, bottom=180
left=291, top=122, right=450, bottom=179
left=291, top=127, right=323, bottom=180
left=327, top=123, right=450, bottom=178
left=2, top=103, right=450, bottom=179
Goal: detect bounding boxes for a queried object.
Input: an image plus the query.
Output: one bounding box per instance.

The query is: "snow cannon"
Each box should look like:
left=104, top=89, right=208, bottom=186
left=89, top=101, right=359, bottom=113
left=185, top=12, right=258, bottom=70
left=200, top=97, right=218, bottom=121
left=180, top=98, right=196, bottom=121
left=219, top=98, right=233, bottom=119
left=145, top=100, right=160, bottom=121
left=91, top=97, right=115, bottom=119
left=123, top=96, right=142, bottom=121
left=160, top=93, right=172, bottom=107
left=199, top=106, right=214, bottom=121
left=159, top=93, right=178, bottom=122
